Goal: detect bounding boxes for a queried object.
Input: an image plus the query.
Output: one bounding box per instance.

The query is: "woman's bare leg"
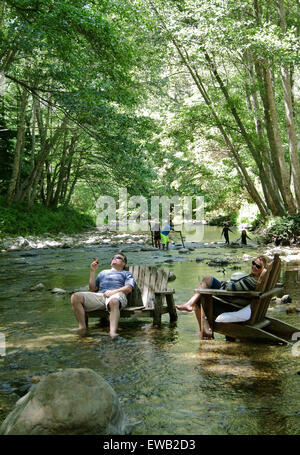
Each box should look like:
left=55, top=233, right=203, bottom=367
left=176, top=276, right=211, bottom=311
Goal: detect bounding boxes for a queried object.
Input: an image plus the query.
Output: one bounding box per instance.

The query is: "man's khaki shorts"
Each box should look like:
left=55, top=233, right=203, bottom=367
left=80, top=291, right=128, bottom=312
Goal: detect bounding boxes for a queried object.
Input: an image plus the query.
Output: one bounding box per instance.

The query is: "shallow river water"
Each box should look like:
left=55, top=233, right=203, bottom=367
left=0, top=226, right=299, bottom=435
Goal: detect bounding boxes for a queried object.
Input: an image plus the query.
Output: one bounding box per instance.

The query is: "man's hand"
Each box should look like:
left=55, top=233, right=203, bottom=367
left=103, top=290, right=116, bottom=298
left=90, top=258, right=99, bottom=272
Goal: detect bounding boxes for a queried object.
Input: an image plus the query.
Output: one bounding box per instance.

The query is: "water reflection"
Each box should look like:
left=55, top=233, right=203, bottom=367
left=0, top=227, right=299, bottom=434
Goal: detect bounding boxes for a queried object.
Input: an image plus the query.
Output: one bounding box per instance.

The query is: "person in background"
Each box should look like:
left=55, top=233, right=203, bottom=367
left=236, top=229, right=252, bottom=245
left=153, top=222, right=161, bottom=249
left=221, top=222, right=233, bottom=244
left=161, top=220, right=174, bottom=250
left=71, top=253, right=135, bottom=338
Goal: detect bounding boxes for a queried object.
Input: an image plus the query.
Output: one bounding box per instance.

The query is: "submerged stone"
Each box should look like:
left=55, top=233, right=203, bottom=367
left=0, top=368, right=130, bottom=435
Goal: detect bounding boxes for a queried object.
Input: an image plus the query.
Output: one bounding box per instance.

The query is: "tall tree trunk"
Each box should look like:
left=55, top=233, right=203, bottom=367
left=246, top=57, right=285, bottom=215
left=278, top=0, right=300, bottom=209
left=160, top=27, right=269, bottom=216
left=263, top=64, right=297, bottom=213
left=7, top=88, right=28, bottom=204
left=17, top=95, right=68, bottom=206
left=253, top=0, right=297, bottom=214
left=64, top=149, right=84, bottom=206
left=172, top=38, right=268, bottom=216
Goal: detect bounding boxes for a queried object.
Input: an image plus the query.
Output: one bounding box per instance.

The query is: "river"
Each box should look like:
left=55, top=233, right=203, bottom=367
left=0, top=225, right=299, bottom=435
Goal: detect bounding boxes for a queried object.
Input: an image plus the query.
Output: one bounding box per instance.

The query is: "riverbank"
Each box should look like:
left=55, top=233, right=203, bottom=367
left=1, top=228, right=300, bottom=265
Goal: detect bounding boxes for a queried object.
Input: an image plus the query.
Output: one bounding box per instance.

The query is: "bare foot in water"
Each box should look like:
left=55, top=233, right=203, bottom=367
left=175, top=304, right=193, bottom=312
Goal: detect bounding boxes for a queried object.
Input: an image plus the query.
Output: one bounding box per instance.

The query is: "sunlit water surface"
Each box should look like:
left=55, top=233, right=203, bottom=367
left=0, top=226, right=299, bottom=435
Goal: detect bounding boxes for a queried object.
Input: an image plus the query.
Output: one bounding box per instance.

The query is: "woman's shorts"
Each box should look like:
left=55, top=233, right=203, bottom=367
left=80, top=291, right=128, bottom=312
left=195, top=277, right=224, bottom=309
left=160, top=233, right=169, bottom=244
left=209, top=277, right=223, bottom=289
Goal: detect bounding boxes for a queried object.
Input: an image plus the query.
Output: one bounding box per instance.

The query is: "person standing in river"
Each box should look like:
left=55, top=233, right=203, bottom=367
left=175, top=256, right=268, bottom=332
left=71, top=253, right=135, bottom=338
left=161, top=219, right=174, bottom=250
left=221, top=222, right=233, bottom=245
left=236, top=229, right=252, bottom=245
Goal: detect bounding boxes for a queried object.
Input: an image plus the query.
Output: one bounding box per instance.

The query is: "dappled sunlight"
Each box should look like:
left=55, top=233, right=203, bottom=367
left=0, top=230, right=299, bottom=434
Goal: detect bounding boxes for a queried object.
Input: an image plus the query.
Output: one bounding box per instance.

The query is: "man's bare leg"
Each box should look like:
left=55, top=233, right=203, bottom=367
left=71, top=293, right=87, bottom=330
left=108, top=299, right=121, bottom=338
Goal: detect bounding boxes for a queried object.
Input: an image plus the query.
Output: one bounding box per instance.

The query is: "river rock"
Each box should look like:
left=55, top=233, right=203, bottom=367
left=168, top=272, right=176, bottom=282
left=178, top=248, right=190, bottom=254
left=30, top=283, right=46, bottom=292
left=286, top=305, right=297, bottom=314
left=195, top=256, right=205, bottom=262
left=51, top=288, right=67, bottom=295
left=281, top=295, right=292, bottom=304
left=0, top=368, right=129, bottom=435
left=207, top=258, right=230, bottom=266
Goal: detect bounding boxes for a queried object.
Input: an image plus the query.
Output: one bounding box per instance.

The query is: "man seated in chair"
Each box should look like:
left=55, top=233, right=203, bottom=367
left=71, top=253, right=135, bottom=338
left=176, top=255, right=268, bottom=332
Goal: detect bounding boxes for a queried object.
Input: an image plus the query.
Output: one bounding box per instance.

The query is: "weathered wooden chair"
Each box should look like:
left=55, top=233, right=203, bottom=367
left=196, top=254, right=299, bottom=344
left=85, top=265, right=177, bottom=328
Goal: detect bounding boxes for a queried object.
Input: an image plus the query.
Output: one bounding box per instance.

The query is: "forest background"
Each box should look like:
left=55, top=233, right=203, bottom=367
left=0, top=0, right=299, bottom=243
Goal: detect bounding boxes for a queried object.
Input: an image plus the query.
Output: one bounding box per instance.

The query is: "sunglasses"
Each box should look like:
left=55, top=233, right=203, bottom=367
left=252, top=260, right=262, bottom=270
left=113, top=255, right=125, bottom=261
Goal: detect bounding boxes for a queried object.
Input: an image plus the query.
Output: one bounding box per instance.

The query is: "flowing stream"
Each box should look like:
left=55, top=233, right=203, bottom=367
left=0, top=226, right=299, bottom=435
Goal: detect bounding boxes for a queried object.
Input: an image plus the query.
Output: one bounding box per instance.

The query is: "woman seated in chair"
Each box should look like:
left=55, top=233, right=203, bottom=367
left=176, top=256, right=268, bottom=328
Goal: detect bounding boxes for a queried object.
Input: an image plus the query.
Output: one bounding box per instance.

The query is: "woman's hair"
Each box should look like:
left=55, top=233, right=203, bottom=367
left=256, top=255, right=269, bottom=269
left=255, top=255, right=270, bottom=284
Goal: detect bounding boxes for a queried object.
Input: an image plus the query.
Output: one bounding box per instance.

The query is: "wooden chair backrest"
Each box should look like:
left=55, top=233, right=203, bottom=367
left=250, top=254, right=281, bottom=323
left=127, top=266, right=170, bottom=308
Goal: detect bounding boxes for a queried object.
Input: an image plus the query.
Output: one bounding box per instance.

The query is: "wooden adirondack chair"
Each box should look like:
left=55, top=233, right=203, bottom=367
left=85, top=265, right=177, bottom=328
left=196, top=254, right=299, bottom=344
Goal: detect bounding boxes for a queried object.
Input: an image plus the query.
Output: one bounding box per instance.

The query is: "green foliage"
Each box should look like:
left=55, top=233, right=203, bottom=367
left=262, top=214, right=300, bottom=245
left=208, top=212, right=238, bottom=226
left=0, top=196, right=95, bottom=237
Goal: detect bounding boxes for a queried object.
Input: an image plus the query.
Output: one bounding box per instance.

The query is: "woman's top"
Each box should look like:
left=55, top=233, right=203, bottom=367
left=222, top=274, right=258, bottom=292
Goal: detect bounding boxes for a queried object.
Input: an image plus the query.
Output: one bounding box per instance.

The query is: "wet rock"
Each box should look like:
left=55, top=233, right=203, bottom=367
left=268, top=305, right=287, bottom=312
left=168, top=272, right=176, bottom=282
left=281, top=295, right=292, bottom=304
left=140, top=246, right=157, bottom=251
left=45, top=240, right=62, bottom=249
left=271, top=297, right=282, bottom=305
left=30, top=283, right=46, bottom=292
left=0, top=368, right=129, bottom=435
left=286, top=305, right=297, bottom=314
left=207, top=258, right=230, bottom=266
left=51, top=288, right=67, bottom=295
left=178, top=248, right=189, bottom=254
left=195, top=257, right=205, bottom=262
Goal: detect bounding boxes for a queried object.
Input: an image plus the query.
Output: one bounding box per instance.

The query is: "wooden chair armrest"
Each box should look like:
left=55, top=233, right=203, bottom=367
left=154, top=289, right=175, bottom=295
left=194, top=288, right=261, bottom=298
left=260, top=287, right=282, bottom=299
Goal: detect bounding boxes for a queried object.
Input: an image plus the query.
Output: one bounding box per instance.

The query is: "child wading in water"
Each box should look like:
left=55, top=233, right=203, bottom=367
left=221, top=222, right=233, bottom=245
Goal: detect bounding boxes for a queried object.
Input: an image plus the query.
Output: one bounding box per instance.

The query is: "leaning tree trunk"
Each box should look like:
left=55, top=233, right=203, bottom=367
left=7, top=87, right=28, bottom=205
left=246, top=57, right=285, bottom=215
left=263, top=64, right=297, bottom=214
left=278, top=0, right=300, bottom=210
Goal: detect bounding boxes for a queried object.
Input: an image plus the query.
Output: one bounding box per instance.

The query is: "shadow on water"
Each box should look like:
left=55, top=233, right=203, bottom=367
left=0, top=225, right=299, bottom=434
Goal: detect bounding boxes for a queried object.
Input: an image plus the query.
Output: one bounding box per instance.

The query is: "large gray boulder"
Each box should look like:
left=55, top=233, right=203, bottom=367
left=0, top=368, right=129, bottom=435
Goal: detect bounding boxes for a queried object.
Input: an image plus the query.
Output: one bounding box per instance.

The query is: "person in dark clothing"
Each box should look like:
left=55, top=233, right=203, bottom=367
left=221, top=222, right=233, bottom=244
left=236, top=229, right=252, bottom=245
